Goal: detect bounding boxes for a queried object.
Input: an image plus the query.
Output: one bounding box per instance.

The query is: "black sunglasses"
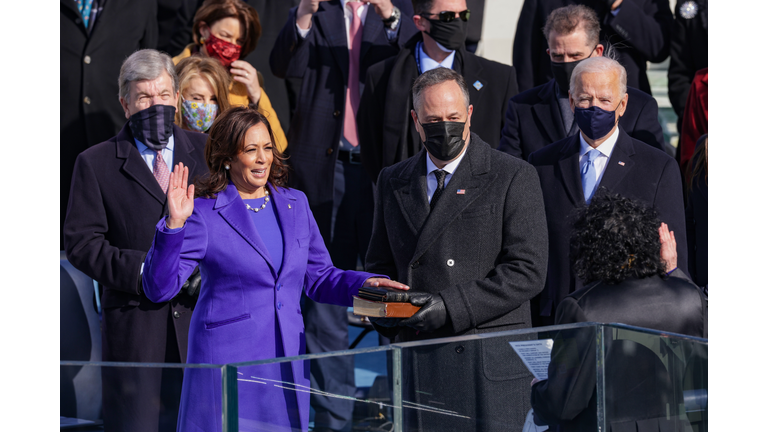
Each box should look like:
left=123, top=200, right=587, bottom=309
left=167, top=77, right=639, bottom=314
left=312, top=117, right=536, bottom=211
left=421, top=9, right=471, bottom=23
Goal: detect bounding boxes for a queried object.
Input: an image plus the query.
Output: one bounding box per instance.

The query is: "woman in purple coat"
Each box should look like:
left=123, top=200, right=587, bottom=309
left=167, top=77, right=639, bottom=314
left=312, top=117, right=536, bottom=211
left=142, top=106, right=407, bottom=432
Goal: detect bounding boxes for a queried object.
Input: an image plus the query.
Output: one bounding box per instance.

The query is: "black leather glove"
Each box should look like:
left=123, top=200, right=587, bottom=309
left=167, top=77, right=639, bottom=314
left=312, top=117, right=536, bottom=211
left=399, top=292, right=447, bottom=332
left=181, top=267, right=202, bottom=297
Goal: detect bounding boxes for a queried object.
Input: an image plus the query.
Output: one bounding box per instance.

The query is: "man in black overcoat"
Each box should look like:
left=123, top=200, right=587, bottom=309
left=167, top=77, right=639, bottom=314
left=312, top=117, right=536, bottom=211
left=358, top=0, right=518, bottom=184
left=528, top=56, right=687, bottom=327
left=365, top=68, right=548, bottom=431
left=60, top=0, right=159, bottom=249
left=499, top=5, right=665, bottom=161
left=64, top=50, right=207, bottom=432
left=512, top=0, right=673, bottom=94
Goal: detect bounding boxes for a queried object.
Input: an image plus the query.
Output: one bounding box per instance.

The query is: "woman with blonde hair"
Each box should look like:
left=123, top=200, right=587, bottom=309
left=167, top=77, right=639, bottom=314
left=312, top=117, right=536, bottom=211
left=174, top=56, right=231, bottom=133
left=173, top=0, right=287, bottom=151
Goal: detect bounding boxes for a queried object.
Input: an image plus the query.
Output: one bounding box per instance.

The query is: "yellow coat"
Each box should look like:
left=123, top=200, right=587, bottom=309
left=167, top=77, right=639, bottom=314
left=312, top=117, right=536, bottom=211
left=173, top=45, right=287, bottom=152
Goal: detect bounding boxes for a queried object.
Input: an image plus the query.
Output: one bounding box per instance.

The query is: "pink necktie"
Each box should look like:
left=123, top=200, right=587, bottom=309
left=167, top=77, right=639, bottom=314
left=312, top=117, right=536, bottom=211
left=344, top=1, right=364, bottom=147
left=154, top=150, right=170, bottom=193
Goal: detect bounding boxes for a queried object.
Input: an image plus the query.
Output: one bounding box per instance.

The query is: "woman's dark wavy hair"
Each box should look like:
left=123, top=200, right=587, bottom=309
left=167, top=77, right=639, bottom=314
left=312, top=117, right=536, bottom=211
left=570, top=192, right=667, bottom=284
left=194, top=106, right=288, bottom=198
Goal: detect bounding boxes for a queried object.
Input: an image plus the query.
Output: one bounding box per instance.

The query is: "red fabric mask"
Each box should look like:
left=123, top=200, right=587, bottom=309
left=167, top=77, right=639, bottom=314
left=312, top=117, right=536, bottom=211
left=204, top=33, right=241, bottom=68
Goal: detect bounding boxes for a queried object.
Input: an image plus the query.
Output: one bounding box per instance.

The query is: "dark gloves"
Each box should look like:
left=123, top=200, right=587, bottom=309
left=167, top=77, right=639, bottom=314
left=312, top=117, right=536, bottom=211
left=181, top=267, right=202, bottom=297
left=369, top=317, right=402, bottom=328
left=399, top=292, right=448, bottom=333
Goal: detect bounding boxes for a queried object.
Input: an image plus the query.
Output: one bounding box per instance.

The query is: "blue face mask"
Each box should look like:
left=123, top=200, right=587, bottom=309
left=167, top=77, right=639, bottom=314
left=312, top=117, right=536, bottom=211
left=574, top=102, right=621, bottom=140
left=181, top=98, right=218, bottom=132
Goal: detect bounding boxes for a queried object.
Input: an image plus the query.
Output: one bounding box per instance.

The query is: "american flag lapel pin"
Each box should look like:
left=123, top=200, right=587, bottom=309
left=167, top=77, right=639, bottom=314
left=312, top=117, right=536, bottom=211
left=456, top=189, right=466, bottom=195
left=618, top=161, right=625, bottom=166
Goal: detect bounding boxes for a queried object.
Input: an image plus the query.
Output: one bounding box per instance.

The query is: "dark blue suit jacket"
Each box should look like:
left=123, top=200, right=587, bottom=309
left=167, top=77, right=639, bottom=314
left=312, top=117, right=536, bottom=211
left=269, top=1, right=417, bottom=239
left=528, top=129, right=688, bottom=319
left=498, top=79, right=665, bottom=161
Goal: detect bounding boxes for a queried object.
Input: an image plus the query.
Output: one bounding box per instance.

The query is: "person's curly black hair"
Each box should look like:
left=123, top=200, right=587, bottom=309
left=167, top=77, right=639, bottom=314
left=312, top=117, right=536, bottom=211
left=570, top=192, right=667, bottom=284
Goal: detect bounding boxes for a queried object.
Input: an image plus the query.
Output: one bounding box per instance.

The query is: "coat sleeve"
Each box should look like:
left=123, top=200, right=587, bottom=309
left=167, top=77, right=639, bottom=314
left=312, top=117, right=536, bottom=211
left=654, top=157, right=689, bottom=277
left=64, top=153, right=145, bottom=295
left=531, top=298, right=597, bottom=425
left=498, top=96, right=523, bottom=159
left=269, top=6, right=311, bottom=80
left=604, top=0, right=673, bottom=63
left=299, top=193, right=381, bottom=306
left=667, top=1, right=694, bottom=117
left=512, top=0, right=544, bottom=92
left=139, top=0, right=159, bottom=49
left=358, top=62, right=388, bottom=184
left=439, top=162, right=549, bottom=333
left=142, top=211, right=208, bottom=303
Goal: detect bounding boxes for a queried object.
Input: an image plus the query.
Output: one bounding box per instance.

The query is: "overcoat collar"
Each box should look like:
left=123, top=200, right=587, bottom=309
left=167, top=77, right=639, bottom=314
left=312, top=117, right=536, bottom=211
left=115, top=123, right=200, bottom=206
left=533, top=79, right=567, bottom=144
left=556, top=127, right=637, bottom=206
left=390, top=133, right=495, bottom=262
left=213, top=183, right=299, bottom=279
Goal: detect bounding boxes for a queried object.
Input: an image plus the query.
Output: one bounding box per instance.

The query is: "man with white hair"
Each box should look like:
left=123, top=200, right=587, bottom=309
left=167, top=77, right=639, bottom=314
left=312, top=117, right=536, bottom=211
left=64, top=49, right=208, bottom=432
left=528, top=56, right=687, bottom=326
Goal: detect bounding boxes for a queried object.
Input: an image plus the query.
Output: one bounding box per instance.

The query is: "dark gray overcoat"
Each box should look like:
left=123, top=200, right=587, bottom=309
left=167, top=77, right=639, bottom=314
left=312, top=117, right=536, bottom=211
left=365, top=134, right=549, bottom=431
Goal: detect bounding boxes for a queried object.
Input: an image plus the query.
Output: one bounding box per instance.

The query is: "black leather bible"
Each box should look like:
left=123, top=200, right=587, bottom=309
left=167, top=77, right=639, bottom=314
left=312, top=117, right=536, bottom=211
left=358, top=286, right=410, bottom=302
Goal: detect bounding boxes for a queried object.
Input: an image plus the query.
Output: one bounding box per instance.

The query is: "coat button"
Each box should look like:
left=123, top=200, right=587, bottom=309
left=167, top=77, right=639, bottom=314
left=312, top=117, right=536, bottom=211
left=277, top=302, right=283, bottom=310
left=411, top=261, right=420, bottom=269
left=84, top=55, right=91, bottom=64
left=173, top=311, right=181, bottom=319
left=83, top=96, right=91, bottom=105
left=326, top=148, right=334, bottom=155
left=455, top=345, right=464, bottom=354
left=276, top=283, right=282, bottom=291
left=447, top=259, right=454, bottom=267
left=333, top=110, right=341, bottom=117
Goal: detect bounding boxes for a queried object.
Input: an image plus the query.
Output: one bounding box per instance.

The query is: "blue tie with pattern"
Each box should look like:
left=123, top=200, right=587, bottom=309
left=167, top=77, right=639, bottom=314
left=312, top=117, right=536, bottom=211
left=581, top=149, right=600, bottom=203
left=76, top=0, right=94, bottom=28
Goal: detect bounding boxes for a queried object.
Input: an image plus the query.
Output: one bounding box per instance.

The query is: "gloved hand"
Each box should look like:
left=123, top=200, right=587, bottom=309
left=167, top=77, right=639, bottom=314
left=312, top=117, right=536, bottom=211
left=181, top=267, right=202, bottom=297
left=399, top=292, right=447, bottom=332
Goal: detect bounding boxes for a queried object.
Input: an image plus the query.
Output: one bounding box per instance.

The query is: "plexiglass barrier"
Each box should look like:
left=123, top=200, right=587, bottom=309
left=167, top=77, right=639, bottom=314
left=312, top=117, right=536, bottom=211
left=61, top=323, right=707, bottom=431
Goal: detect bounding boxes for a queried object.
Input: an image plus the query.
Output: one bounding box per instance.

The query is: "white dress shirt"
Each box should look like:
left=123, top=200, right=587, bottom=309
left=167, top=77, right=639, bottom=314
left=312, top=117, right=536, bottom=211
left=425, top=136, right=470, bottom=202
left=135, top=134, right=175, bottom=174
left=578, top=127, right=619, bottom=189
left=417, top=41, right=456, bottom=73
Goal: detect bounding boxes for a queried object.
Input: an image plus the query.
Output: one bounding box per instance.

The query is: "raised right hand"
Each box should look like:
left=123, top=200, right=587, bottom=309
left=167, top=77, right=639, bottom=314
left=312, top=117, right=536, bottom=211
left=167, top=162, right=195, bottom=229
left=297, top=0, right=330, bottom=29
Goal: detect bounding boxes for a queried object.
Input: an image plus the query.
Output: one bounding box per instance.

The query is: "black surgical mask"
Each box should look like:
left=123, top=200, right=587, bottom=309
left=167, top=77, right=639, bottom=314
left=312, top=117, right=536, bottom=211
left=419, top=120, right=467, bottom=161
left=128, top=104, right=176, bottom=151
left=549, top=46, right=598, bottom=95
left=425, top=19, right=468, bottom=51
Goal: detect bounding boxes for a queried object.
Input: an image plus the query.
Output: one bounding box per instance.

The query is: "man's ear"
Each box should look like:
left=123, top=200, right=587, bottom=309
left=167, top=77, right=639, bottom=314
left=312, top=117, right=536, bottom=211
left=413, top=14, right=429, bottom=33
left=411, top=109, right=425, bottom=142
left=120, top=97, right=131, bottom=119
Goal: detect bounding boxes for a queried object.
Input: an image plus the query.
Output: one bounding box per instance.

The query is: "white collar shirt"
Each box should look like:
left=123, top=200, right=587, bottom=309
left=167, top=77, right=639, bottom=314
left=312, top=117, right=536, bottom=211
left=417, top=41, right=456, bottom=73
left=578, top=126, right=620, bottom=190
left=135, top=134, right=175, bottom=174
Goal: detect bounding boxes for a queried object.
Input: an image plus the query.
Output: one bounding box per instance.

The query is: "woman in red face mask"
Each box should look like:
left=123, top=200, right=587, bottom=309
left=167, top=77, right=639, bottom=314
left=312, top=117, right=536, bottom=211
left=173, top=0, right=287, bottom=152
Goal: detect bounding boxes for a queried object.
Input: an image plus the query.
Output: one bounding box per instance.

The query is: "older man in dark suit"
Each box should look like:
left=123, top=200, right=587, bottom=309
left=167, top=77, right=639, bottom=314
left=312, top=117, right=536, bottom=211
left=64, top=49, right=208, bottom=432
left=365, top=67, right=548, bottom=431
left=499, top=4, right=664, bottom=161
left=528, top=56, right=687, bottom=327
left=358, top=0, right=518, bottom=184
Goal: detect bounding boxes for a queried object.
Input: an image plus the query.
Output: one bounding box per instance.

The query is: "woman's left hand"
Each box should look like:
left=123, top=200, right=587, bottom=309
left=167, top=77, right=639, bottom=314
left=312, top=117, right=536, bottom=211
left=363, top=277, right=409, bottom=290
left=230, top=60, right=261, bottom=106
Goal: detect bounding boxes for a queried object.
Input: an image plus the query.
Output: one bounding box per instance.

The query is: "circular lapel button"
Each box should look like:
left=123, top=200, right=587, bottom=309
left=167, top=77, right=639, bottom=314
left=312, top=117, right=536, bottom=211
left=447, top=259, right=454, bottom=267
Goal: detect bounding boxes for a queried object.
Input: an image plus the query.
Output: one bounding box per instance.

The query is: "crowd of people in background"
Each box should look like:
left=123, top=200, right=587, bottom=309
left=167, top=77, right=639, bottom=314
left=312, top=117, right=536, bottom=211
left=60, top=0, right=708, bottom=431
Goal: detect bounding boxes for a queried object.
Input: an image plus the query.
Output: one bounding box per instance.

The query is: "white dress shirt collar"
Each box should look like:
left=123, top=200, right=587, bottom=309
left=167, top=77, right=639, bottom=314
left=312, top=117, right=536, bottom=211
left=425, top=135, right=470, bottom=202
left=417, top=41, right=456, bottom=73
left=135, top=134, right=175, bottom=173
left=579, top=126, right=619, bottom=159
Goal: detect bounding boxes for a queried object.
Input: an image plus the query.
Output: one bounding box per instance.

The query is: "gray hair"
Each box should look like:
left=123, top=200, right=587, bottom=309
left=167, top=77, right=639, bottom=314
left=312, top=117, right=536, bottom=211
left=411, top=68, right=471, bottom=116
left=569, top=56, right=627, bottom=98
left=118, top=49, right=179, bottom=102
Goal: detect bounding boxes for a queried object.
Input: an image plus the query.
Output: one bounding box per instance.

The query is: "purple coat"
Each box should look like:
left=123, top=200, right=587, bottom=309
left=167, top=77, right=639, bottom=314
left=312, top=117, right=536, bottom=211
left=143, top=183, right=378, bottom=431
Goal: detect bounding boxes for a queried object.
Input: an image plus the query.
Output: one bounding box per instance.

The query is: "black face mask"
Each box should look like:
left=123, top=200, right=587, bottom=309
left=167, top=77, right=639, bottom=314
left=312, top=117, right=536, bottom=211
left=128, top=104, right=176, bottom=151
left=425, top=18, right=468, bottom=51
left=549, top=46, right=598, bottom=95
left=420, top=120, right=467, bottom=161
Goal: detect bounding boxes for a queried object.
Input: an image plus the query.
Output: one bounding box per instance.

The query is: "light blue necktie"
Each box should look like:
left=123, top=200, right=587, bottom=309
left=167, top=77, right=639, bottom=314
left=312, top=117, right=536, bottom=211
left=581, top=149, right=600, bottom=203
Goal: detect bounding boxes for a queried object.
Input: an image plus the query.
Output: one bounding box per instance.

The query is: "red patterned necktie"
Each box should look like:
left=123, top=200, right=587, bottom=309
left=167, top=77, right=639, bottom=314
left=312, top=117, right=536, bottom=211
left=343, top=1, right=364, bottom=147
left=154, top=150, right=170, bottom=193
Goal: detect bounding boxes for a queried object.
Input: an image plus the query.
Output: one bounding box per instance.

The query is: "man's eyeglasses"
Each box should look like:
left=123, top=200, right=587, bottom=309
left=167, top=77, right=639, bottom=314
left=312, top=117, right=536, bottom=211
left=421, top=9, right=471, bottom=23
